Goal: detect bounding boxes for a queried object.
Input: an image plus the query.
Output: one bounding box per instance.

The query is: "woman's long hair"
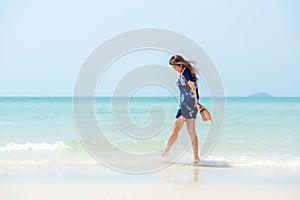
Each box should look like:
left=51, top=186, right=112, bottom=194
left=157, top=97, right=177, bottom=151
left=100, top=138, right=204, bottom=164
left=169, top=54, right=198, bottom=80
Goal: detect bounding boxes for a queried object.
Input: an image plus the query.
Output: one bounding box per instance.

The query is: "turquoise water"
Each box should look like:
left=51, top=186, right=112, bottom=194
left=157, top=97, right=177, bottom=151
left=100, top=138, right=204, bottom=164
left=0, top=97, right=300, bottom=172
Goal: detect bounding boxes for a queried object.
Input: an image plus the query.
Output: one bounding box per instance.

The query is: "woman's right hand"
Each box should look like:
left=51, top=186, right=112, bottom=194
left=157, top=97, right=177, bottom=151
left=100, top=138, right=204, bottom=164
left=196, top=103, right=202, bottom=111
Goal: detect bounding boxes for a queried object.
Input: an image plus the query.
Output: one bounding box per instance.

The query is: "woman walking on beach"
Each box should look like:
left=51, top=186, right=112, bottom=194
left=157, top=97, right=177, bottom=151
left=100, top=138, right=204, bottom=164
left=162, top=54, right=201, bottom=164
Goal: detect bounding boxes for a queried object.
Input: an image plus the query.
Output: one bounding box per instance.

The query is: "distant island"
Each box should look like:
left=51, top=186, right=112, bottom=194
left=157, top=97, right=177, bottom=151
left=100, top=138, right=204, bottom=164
left=248, top=92, right=273, bottom=97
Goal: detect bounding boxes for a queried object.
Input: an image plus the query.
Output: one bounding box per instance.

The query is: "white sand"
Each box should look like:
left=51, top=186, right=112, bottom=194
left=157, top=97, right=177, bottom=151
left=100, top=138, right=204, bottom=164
left=1, top=164, right=299, bottom=200
left=1, top=178, right=299, bottom=200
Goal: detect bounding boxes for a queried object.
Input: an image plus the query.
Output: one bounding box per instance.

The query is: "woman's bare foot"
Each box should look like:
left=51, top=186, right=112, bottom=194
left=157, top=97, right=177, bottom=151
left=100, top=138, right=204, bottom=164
left=194, top=157, right=200, bottom=164
left=161, top=146, right=170, bottom=157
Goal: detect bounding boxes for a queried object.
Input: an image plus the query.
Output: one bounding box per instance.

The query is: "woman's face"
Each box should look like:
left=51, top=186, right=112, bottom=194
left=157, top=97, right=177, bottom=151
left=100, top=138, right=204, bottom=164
left=171, top=64, right=183, bottom=73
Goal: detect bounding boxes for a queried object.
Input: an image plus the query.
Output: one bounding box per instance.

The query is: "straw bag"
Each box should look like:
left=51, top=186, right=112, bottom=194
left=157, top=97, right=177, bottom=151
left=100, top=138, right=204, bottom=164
left=198, top=104, right=213, bottom=122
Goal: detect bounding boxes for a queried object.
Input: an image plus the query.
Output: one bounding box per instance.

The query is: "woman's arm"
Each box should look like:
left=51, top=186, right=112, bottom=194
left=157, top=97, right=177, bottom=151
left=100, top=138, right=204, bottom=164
left=187, top=80, right=201, bottom=110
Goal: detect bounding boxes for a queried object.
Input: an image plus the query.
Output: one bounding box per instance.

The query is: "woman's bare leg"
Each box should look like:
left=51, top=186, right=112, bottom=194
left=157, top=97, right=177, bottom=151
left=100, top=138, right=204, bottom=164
left=186, top=118, right=200, bottom=163
left=161, top=116, right=185, bottom=156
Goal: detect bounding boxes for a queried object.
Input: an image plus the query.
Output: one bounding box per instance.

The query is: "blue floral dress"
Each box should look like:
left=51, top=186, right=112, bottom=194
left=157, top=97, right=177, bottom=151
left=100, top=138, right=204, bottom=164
left=175, top=67, right=199, bottom=119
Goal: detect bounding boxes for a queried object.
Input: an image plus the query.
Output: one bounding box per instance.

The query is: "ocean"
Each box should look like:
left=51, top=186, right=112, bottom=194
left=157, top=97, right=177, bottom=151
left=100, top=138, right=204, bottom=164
left=0, top=97, right=300, bottom=178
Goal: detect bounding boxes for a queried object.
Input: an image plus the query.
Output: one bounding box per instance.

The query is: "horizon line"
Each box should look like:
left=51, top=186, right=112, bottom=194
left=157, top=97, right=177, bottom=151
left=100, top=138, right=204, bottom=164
left=0, top=95, right=299, bottom=98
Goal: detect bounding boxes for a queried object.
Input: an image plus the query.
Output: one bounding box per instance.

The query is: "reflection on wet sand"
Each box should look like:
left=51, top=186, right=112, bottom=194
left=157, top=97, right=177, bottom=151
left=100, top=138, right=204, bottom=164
left=161, top=165, right=200, bottom=182
left=160, top=160, right=231, bottom=182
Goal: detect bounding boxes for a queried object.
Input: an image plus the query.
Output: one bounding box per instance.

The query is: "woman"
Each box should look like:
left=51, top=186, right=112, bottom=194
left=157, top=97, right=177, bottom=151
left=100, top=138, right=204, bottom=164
left=162, top=54, right=201, bottom=164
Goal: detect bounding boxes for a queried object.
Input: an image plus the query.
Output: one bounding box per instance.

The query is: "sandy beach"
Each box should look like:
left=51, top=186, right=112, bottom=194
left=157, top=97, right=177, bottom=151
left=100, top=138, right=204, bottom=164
left=1, top=164, right=299, bottom=200
left=1, top=177, right=299, bottom=200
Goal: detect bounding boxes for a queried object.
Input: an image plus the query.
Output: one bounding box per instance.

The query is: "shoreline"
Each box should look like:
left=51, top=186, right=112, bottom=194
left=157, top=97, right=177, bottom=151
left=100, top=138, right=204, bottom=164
left=1, top=163, right=299, bottom=185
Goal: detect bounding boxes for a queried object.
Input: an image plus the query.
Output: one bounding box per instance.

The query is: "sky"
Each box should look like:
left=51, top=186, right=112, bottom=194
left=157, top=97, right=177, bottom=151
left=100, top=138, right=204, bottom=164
left=0, top=0, right=299, bottom=97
